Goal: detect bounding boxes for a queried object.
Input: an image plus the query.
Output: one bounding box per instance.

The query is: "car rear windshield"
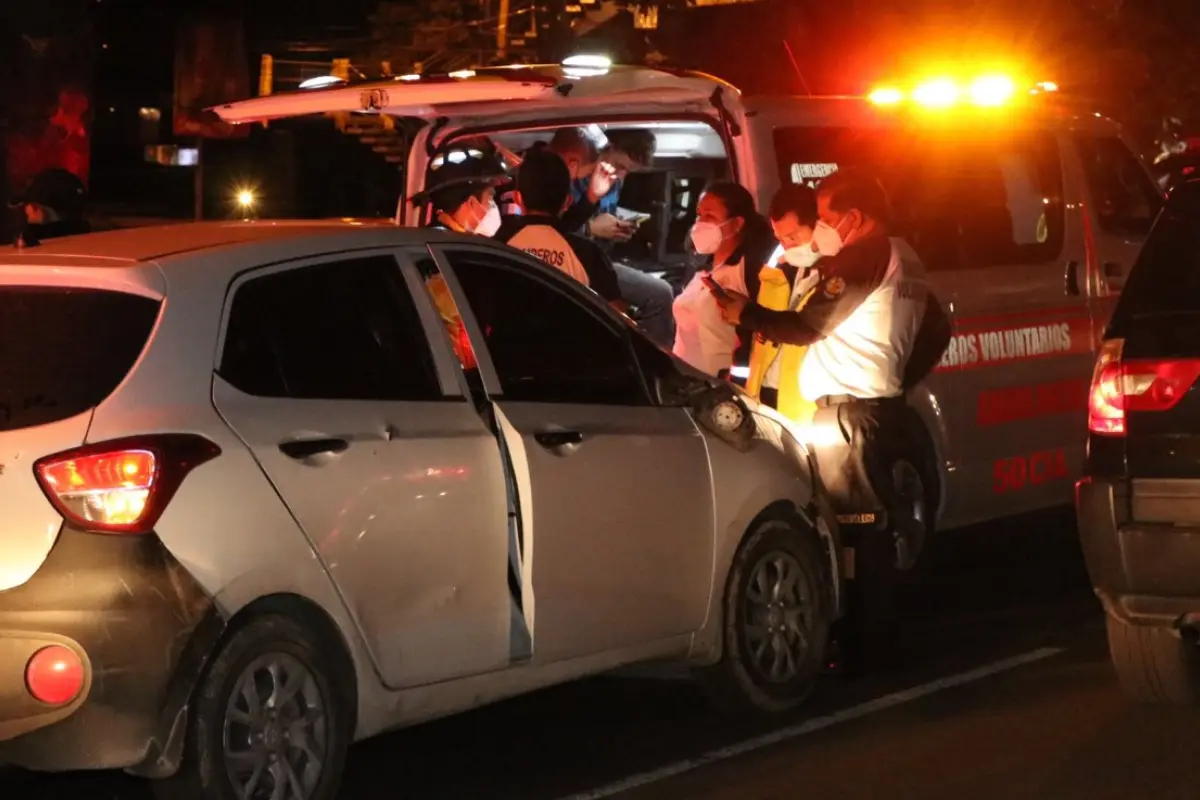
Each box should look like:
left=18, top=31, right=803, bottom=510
left=1113, top=185, right=1200, bottom=321
left=0, top=287, right=160, bottom=432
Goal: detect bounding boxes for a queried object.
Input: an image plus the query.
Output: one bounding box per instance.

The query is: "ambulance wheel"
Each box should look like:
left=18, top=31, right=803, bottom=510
left=890, top=424, right=939, bottom=581
left=694, top=517, right=832, bottom=716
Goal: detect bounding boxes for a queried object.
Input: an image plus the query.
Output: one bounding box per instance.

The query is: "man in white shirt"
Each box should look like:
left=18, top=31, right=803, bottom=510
left=707, top=168, right=951, bottom=671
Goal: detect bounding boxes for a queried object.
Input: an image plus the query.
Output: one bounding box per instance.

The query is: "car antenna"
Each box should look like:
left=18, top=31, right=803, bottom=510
left=783, top=40, right=812, bottom=97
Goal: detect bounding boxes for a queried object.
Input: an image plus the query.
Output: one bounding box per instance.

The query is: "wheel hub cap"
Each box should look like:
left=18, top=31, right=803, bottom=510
left=742, top=551, right=815, bottom=684
left=223, top=653, right=328, bottom=800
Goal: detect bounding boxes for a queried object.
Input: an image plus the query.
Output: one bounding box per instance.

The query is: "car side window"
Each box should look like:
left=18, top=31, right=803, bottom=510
left=1074, top=134, right=1163, bottom=237
left=443, top=250, right=650, bottom=405
left=220, top=254, right=443, bottom=401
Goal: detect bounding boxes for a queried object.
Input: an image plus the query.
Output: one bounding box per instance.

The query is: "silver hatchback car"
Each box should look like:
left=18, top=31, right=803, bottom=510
left=0, top=221, right=840, bottom=798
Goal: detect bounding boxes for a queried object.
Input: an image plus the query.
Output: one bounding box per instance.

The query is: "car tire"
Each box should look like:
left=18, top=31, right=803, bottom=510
left=694, top=516, right=833, bottom=716
left=1106, top=614, right=1200, bottom=706
left=154, top=613, right=354, bottom=800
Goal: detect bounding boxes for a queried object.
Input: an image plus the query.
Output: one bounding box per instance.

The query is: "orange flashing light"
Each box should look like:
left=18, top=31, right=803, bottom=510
left=967, top=75, right=1015, bottom=107
left=868, top=86, right=904, bottom=105
left=868, top=74, right=1055, bottom=110
left=911, top=78, right=959, bottom=108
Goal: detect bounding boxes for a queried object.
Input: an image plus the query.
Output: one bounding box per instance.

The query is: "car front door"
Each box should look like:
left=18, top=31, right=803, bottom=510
left=212, top=250, right=515, bottom=689
left=426, top=243, right=715, bottom=665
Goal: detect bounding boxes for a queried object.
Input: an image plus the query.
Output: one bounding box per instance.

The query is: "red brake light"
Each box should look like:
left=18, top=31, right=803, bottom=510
left=34, top=434, right=220, bottom=534
left=1088, top=339, right=1200, bottom=436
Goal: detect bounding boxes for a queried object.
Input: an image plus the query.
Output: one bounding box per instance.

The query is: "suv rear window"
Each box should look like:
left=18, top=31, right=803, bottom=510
left=773, top=126, right=1065, bottom=271
left=1112, top=183, right=1200, bottom=319
left=0, top=287, right=160, bottom=432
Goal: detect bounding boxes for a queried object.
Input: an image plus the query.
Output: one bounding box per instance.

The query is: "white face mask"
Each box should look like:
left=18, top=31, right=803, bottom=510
left=472, top=202, right=502, bottom=237
left=782, top=242, right=820, bottom=269
left=811, top=220, right=845, bottom=257
left=690, top=221, right=725, bottom=255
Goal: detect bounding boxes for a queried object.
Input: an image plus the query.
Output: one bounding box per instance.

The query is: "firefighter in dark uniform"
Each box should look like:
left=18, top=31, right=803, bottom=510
left=706, top=168, right=951, bottom=671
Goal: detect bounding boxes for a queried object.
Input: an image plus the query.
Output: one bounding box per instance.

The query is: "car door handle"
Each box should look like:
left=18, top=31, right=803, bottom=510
left=278, top=437, right=349, bottom=460
left=534, top=430, right=584, bottom=449
left=1103, top=262, right=1124, bottom=278
left=1064, top=260, right=1081, bottom=296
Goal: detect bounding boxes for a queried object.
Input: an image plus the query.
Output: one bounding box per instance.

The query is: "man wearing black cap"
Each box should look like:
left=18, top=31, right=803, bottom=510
left=419, top=141, right=508, bottom=236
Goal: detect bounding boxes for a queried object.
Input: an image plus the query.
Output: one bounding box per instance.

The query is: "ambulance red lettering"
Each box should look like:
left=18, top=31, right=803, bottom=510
left=936, top=314, right=1091, bottom=372
left=976, top=378, right=1090, bottom=426
left=992, top=448, right=1068, bottom=494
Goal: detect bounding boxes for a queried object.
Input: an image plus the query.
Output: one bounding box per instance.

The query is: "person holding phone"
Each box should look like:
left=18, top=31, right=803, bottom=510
left=672, top=181, right=776, bottom=377
left=705, top=168, right=952, bottom=672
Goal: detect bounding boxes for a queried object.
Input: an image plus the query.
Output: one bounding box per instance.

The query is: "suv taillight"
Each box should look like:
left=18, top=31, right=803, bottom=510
left=1088, top=338, right=1200, bottom=436
left=34, top=434, right=220, bottom=534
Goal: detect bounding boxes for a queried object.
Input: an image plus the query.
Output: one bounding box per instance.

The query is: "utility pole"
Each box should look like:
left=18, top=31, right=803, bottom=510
left=497, top=0, right=511, bottom=60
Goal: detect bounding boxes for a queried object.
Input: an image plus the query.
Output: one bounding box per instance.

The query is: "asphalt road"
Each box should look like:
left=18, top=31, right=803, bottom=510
left=8, top=508, right=1198, bottom=800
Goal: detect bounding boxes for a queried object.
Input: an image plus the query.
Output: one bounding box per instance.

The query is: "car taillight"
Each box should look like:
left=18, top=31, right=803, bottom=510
left=34, top=434, right=220, bottom=534
left=1088, top=338, right=1200, bottom=436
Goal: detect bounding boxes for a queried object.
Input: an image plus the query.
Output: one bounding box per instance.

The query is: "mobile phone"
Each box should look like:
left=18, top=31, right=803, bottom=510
left=702, top=274, right=732, bottom=300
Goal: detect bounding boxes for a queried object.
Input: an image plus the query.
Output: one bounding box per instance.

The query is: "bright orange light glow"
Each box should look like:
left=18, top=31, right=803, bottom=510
left=968, top=75, right=1015, bottom=107
left=912, top=78, right=959, bottom=108
left=868, top=86, right=904, bottom=105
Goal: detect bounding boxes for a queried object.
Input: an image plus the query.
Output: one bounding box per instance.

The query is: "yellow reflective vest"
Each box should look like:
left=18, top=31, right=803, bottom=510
left=745, top=265, right=818, bottom=425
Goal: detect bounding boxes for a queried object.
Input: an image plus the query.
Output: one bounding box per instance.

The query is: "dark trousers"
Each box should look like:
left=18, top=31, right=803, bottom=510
left=809, top=394, right=909, bottom=671
left=759, top=387, right=779, bottom=409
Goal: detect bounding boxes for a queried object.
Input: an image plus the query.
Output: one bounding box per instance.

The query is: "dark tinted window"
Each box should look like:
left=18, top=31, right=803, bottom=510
left=0, top=288, right=159, bottom=431
left=445, top=251, right=649, bottom=405
left=1074, top=135, right=1163, bottom=237
left=220, top=255, right=442, bottom=401
left=773, top=127, right=1065, bottom=269
left=1113, top=183, right=1200, bottom=317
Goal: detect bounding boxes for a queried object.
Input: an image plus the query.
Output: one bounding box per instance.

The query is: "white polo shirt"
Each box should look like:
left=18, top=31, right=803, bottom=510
left=744, top=235, right=929, bottom=401
left=672, top=258, right=749, bottom=377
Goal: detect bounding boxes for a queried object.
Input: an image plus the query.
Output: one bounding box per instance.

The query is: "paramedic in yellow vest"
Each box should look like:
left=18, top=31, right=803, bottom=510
left=746, top=184, right=822, bottom=419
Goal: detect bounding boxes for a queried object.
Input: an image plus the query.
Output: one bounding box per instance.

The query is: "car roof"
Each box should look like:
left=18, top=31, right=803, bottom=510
left=0, top=220, right=473, bottom=266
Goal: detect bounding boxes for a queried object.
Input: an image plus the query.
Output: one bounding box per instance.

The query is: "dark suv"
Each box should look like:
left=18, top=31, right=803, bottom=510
left=1078, top=177, right=1200, bottom=705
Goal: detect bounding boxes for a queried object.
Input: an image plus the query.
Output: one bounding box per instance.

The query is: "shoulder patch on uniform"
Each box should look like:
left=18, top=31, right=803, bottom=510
left=823, top=276, right=846, bottom=298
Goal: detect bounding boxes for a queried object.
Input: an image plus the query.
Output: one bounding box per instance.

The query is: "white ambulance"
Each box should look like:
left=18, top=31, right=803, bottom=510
left=214, top=60, right=1162, bottom=563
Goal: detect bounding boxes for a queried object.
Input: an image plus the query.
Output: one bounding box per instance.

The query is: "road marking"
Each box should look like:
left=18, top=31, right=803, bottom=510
left=556, top=646, right=1065, bottom=800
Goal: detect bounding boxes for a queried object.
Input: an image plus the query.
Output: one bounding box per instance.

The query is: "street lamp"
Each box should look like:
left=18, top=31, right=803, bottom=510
left=235, top=188, right=256, bottom=219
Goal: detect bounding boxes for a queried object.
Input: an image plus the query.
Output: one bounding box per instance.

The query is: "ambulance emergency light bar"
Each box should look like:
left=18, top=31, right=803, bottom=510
left=867, top=75, right=1059, bottom=109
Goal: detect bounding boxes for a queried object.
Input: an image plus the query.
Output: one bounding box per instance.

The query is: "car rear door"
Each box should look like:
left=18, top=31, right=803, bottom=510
left=0, top=276, right=162, bottom=591
left=424, top=242, right=716, bottom=666
left=211, top=249, right=516, bottom=689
